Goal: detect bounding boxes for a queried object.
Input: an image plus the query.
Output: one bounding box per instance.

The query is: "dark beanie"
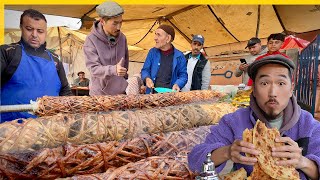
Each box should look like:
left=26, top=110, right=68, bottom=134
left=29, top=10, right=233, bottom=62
left=158, top=24, right=175, bottom=41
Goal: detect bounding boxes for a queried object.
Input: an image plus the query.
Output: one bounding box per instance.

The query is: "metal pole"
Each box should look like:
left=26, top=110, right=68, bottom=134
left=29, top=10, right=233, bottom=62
left=0, top=104, right=34, bottom=113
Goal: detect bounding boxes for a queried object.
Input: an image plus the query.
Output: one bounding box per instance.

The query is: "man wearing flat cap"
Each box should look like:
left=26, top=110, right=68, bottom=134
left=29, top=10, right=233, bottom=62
left=182, top=34, right=211, bottom=91
left=84, top=1, right=129, bottom=95
left=141, top=24, right=188, bottom=94
left=189, top=54, right=320, bottom=180
left=235, top=37, right=267, bottom=84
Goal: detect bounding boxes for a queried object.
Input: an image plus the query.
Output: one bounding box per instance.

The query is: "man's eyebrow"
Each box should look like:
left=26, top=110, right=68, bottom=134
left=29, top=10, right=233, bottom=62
left=25, top=25, right=44, bottom=30
left=257, top=74, right=270, bottom=79
left=257, top=74, right=289, bottom=79
left=278, top=74, right=289, bottom=79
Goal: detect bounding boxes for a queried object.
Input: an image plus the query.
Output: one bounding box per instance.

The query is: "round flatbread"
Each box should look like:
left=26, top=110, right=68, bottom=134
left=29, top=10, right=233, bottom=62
left=222, top=167, right=247, bottom=180
left=242, top=128, right=253, bottom=157
left=248, top=163, right=274, bottom=180
left=252, top=120, right=299, bottom=180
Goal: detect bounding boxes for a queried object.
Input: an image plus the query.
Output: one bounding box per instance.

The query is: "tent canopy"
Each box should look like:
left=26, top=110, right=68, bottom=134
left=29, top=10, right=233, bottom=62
left=5, top=5, right=320, bottom=53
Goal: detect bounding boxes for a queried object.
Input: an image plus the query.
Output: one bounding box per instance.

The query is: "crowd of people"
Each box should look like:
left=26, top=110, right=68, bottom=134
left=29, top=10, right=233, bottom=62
left=1, top=1, right=319, bottom=179
left=0, top=1, right=211, bottom=120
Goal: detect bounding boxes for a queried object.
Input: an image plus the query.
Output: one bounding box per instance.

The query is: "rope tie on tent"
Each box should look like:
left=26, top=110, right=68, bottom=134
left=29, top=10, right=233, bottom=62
left=167, top=19, right=191, bottom=43
left=132, top=20, right=159, bottom=46
left=207, top=5, right=240, bottom=42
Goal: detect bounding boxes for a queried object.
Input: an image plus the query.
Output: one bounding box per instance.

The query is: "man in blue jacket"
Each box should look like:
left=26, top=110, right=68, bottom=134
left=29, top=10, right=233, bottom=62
left=188, top=54, right=320, bottom=179
left=141, top=24, right=187, bottom=94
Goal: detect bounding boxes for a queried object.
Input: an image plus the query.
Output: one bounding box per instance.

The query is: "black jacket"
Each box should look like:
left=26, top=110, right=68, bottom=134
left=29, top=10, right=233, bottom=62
left=184, top=52, right=208, bottom=90
left=0, top=39, right=72, bottom=96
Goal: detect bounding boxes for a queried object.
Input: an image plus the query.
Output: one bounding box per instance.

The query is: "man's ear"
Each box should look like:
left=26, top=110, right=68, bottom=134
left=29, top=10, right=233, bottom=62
left=100, top=18, right=105, bottom=26
left=167, top=35, right=172, bottom=43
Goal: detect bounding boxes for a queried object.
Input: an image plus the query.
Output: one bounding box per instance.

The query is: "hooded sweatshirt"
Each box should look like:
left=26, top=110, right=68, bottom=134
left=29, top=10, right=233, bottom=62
left=84, top=21, right=129, bottom=95
left=188, top=95, right=320, bottom=180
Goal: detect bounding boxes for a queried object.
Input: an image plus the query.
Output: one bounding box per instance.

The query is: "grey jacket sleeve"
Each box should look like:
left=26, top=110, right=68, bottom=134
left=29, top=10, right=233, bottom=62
left=201, top=61, right=211, bottom=90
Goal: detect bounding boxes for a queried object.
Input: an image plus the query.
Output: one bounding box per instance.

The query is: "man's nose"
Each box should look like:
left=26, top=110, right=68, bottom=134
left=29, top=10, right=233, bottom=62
left=268, top=84, right=277, bottom=97
left=31, top=30, right=37, bottom=37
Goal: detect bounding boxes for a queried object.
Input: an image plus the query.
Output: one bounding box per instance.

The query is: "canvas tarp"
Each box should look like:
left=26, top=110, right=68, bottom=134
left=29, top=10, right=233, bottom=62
left=5, top=5, right=320, bottom=53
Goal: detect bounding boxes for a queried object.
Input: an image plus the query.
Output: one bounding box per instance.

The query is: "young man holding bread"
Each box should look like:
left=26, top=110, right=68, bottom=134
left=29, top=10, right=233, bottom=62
left=188, top=54, right=320, bottom=180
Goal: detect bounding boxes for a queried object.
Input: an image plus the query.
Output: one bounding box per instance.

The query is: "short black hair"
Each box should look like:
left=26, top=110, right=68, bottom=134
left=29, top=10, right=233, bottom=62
left=20, top=9, right=47, bottom=26
left=267, top=33, right=285, bottom=42
left=77, top=71, right=85, bottom=76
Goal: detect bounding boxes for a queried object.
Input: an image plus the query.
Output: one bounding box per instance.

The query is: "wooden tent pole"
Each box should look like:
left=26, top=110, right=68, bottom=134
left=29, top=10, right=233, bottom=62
left=272, top=5, right=287, bottom=33
left=57, top=27, right=63, bottom=61
left=256, top=5, right=261, bottom=37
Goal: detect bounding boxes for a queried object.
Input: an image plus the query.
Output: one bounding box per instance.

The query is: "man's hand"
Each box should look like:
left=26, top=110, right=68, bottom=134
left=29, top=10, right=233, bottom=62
left=272, top=137, right=304, bottom=168
left=239, top=63, right=249, bottom=71
left=172, top=84, right=180, bottom=92
left=229, top=139, right=260, bottom=165
left=271, top=137, right=320, bottom=180
left=140, top=85, right=146, bottom=94
left=145, top=78, right=154, bottom=89
left=116, top=57, right=127, bottom=76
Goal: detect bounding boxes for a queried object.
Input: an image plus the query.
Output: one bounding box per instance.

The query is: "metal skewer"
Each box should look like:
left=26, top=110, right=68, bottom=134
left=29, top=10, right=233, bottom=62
left=0, top=100, right=38, bottom=113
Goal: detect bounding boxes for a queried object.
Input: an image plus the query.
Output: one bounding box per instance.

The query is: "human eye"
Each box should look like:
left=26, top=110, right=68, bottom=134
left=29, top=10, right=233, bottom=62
left=279, top=82, right=286, bottom=86
left=260, top=81, right=268, bottom=86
